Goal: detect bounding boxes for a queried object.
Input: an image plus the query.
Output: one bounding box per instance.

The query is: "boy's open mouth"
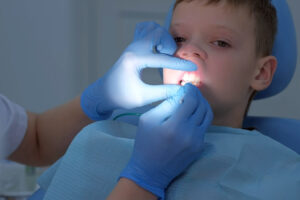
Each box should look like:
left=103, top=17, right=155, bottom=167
left=178, top=72, right=202, bottom=88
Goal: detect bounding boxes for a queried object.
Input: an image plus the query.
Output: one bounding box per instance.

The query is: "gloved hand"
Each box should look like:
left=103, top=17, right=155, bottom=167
left=120, top=83, right=213, bottom=199
left=81, top=21, right=197, bottom=120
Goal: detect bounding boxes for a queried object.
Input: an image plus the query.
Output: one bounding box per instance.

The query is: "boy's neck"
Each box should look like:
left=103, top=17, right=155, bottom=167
left=212, top=111, right=244, bottom=129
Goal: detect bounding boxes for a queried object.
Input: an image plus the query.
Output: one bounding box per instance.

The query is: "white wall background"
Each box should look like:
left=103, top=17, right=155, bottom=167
left=0, top=0, right=90, bottom=112
left=0, top=0, right=299, bottom=119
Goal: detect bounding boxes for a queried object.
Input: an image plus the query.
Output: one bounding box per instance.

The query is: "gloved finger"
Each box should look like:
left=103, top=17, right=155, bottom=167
left=134, top=21, right=159, bottom=41
left=141, top=87, right=185, bottom=123
left=198, top=103, right=213, bottom=127
left=190, top=102, right=206, bottom=126
left=137, top=54, right=197, bottom=71
left=189, top=89, right=212, bottom=126
left=194, top=98, right=213, bottom=137
left=141, top=84, right=181, bottom=104
left=164, top=0, right=176, bottom=30
left=151, top=26, right=177, bottom=55
left=168, top=83, right=199, bottom=122
left=192, top=108, right=213, bottom=144
left=134, top=22, right=156, bottom=40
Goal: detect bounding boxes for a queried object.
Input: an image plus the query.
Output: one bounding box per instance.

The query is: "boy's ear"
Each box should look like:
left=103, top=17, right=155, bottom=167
left=251, top=56, right=277, bottom=91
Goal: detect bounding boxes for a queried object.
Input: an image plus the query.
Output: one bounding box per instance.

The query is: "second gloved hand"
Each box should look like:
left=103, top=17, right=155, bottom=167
left=81, top=22, right=197, bottom=120
left=120, top=83, right=213, bottom=199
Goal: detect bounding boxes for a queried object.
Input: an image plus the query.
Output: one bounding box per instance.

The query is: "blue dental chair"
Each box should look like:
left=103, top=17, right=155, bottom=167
left=28, top=0, right=298, bottom=199
left=243, top=0, right=299, bottom=154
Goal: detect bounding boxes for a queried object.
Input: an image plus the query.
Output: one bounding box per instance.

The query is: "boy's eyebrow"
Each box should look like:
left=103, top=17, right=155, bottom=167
left=213, top=25, right=241, bottom=38
left=170, top=23, right=241, bottom=39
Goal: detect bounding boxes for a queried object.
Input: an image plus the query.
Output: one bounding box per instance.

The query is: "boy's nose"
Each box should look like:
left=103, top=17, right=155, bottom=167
left=175, top=43, right=207, bottom=61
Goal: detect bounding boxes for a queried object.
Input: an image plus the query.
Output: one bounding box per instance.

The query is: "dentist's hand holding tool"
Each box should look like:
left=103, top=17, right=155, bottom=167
left=81, top=22, right=197, bottom=120
left=120, top=83, right=213, bottom=199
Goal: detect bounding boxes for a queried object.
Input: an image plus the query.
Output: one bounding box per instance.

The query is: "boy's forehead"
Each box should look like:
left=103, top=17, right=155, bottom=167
left=171, top=1, right=255, bottom=38
left=175, top=0, right=252, bottom=11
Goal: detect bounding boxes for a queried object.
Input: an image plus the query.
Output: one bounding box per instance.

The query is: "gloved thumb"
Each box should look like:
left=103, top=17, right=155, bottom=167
left=141, top=85, right=185, bottom=122
left=141, top=84, right=181, bottom=106
left=154, top=27, right=177, bottom=56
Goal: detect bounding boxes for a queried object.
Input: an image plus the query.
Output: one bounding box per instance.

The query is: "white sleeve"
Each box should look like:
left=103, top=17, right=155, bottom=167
left=0, top=94, right=28, bottom=160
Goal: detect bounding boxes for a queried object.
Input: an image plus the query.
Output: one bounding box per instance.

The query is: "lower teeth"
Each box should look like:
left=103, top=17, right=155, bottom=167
left=181, top=80, right=200, bottom=86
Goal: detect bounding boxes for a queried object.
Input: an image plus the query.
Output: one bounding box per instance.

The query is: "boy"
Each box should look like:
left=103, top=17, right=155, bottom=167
left=35, top=1, right=300, bottom=200
left=110, top=0, right=299, bottom=199
left=164, top=0, right=277, bottom=129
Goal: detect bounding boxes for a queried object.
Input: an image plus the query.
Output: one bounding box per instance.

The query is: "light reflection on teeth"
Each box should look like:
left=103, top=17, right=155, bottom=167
left=180, top=73, right=201, bottom=87
left=180, top=80, right=201, bottom=86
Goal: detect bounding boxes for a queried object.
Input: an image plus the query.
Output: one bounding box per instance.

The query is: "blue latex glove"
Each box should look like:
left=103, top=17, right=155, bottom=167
left=120, top=83, right=213, bottom=199
left=81, top=22, right=197, bottom=120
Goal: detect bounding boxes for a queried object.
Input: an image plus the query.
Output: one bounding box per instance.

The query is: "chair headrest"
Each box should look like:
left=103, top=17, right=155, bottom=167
left=164, top=0, right=298, bottom=100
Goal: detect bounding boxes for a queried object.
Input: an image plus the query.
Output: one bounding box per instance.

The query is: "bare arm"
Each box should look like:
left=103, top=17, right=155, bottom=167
left=107, top=178, right=157, bottom=200
left=8, top=96, right=93, bottom=166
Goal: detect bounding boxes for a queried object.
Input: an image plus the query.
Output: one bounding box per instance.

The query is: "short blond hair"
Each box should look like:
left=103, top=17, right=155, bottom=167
left=174, top=0, right=278, bottom=56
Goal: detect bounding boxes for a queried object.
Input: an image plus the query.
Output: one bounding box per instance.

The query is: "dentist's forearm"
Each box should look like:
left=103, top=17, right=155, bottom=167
left=107, top=178, right=157, bottom=200
left=8, top=96, right=93, bottom=166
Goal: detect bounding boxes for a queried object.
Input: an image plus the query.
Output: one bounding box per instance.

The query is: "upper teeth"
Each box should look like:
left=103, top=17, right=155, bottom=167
left=181, top=73, right=201, bottom=86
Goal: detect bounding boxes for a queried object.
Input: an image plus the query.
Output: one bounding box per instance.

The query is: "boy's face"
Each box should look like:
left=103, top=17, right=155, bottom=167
left=164, top=1, right=261, bottom=126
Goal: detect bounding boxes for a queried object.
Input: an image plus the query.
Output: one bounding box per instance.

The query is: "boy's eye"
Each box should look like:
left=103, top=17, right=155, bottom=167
left=174, top=37, right=186, bottom=43
left=212, top=40, right=231, bottom=48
